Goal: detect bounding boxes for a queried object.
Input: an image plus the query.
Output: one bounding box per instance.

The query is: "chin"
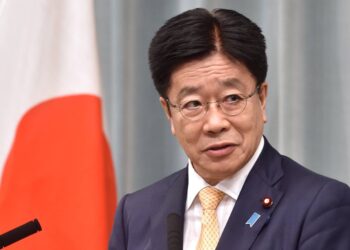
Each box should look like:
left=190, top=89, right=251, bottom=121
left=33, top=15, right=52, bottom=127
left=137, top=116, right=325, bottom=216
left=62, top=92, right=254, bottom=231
left=206, top=165, right=239, bottom=180
left=203, top=170, right=235, bottom=185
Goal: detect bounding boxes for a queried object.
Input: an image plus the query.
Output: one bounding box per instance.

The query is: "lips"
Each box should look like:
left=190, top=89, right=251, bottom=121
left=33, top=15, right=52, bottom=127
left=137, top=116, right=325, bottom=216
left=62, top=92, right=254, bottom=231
left=203, top=142, right=236, bottom=158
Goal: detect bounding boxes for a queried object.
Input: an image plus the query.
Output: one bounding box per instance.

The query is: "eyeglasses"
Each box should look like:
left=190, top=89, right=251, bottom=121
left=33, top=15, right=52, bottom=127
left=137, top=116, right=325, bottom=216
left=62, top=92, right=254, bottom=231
left=166, top=86, right=260, bottom=121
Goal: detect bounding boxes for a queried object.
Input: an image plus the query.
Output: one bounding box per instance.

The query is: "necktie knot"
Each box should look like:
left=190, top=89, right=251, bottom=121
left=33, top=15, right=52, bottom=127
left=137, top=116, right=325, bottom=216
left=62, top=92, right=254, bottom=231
left=198, top=186, right=225, bottom=210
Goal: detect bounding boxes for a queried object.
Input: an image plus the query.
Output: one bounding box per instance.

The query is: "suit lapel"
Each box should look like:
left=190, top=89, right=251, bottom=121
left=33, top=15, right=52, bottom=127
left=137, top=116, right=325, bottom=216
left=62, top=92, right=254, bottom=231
left=217, top=140, right=284, bottom=250
left=148, top=168, right=188, bottom=250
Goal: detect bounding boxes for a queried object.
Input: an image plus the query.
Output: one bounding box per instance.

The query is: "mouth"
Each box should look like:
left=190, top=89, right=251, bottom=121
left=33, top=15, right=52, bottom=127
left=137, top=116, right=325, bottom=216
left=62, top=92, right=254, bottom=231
left=203, top=142, right=236, bottom=158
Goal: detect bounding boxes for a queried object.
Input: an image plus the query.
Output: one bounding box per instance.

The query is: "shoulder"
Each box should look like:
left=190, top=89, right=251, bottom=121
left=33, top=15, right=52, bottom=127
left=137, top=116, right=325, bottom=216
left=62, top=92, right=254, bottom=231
left=124, top=167, right=187, bottom=204
left=109, top=168, right=187, bottom=249
left=277, top=154, right=350, bottom=208
left=258, top=139, right=349, bottom=198
left=117, top=167, right=187, bottom=217
left=254, top=144, right=350, bottom=248
left=278, top=155, right=350, bottom=247
left=280, top=154, right=349, bottom=195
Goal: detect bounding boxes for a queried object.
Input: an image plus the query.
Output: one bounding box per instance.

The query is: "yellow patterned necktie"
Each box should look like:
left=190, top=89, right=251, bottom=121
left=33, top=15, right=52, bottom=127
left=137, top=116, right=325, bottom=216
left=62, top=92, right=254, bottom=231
left=196, top=186, right=225, bottom=250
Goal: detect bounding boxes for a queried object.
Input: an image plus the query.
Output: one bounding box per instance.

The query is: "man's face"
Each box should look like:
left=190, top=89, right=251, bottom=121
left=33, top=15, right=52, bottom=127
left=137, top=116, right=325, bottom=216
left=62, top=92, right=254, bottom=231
left=160, top=53, right=268, bottom=185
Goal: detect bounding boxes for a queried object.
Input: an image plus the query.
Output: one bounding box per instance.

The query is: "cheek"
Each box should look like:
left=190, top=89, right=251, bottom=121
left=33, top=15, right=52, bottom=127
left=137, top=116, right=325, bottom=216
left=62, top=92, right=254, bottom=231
left=235, top=106, right=265, bottom=140
left=247, top=110, right=265, bottom=141
left=173, top=120, right=201, bottom=147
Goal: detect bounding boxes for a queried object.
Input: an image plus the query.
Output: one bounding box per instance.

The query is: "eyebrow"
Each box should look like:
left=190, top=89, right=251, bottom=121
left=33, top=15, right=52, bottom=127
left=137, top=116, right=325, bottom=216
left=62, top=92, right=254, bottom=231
left=176, top=85, right=202, bottom=102
left=174, top=78, right=245, bottom=102
left=220, top=78, right=244, bottom=90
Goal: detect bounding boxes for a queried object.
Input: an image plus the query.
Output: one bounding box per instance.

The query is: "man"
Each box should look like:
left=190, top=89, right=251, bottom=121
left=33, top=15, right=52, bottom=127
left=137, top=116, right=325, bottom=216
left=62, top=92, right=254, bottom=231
left=109, top=8, right=350, bottom=250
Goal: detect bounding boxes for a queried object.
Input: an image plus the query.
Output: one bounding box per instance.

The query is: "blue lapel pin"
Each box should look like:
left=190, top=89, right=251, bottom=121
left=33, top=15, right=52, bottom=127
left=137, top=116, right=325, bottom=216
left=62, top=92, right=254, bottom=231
left=245, top=212, right=261, bottom=228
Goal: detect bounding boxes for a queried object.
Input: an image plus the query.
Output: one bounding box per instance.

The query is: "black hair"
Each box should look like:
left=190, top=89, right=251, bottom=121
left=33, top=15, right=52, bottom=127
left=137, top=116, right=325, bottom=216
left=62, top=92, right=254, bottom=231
left=148, top=8, right=267, bottom=98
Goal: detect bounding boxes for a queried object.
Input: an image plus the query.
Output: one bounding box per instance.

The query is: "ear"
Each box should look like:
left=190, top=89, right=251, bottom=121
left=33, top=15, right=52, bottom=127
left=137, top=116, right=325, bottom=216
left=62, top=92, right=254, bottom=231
left=159, top=97, right=176, bottom=135
left=258, top=82, right=268, bottom=123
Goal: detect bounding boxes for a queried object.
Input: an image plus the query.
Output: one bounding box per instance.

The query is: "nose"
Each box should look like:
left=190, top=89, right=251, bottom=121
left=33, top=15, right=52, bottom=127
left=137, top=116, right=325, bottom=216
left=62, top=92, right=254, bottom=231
left=202, top=103, right=230, bottom=135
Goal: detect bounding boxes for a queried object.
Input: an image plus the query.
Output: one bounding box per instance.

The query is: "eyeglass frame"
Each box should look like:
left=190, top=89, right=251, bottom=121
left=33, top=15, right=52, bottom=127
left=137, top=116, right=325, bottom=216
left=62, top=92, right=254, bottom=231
left=166, top=85, right=261, bottom=121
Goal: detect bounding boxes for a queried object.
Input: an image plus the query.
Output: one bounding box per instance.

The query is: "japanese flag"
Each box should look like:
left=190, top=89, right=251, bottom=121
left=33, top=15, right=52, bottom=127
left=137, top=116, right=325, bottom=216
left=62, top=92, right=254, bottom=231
left=0, top=0, right=117, bottom=249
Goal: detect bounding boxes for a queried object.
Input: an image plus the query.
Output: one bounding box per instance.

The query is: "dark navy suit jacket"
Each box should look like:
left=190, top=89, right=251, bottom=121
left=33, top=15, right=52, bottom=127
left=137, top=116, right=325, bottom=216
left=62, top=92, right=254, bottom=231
left=109, top=140, right=350, bottom=249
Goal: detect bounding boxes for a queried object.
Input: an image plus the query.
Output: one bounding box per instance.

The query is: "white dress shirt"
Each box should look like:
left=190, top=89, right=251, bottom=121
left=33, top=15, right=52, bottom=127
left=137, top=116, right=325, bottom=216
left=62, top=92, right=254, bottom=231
left=183, top=137, right=264, bottom=249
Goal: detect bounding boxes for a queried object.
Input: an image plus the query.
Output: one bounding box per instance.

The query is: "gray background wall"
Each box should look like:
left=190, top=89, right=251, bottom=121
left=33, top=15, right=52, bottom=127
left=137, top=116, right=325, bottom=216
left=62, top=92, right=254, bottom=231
left=95, top=0, right=350, bottom=198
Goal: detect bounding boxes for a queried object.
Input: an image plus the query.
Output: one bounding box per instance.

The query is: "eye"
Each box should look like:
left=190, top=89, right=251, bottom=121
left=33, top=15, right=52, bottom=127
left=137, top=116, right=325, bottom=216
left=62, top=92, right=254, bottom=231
left=181, top=100, right=202, bottom=110
left=223, top=94, right=243, bottom=104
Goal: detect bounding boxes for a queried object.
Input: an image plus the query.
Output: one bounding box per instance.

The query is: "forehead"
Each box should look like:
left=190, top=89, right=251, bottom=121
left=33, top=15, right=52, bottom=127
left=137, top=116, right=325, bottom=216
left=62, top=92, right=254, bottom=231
left=168, top=53, right=256, bottom=98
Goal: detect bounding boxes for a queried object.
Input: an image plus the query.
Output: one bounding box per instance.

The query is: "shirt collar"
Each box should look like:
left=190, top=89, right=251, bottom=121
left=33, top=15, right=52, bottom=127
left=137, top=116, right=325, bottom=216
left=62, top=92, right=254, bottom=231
left=186, top=136, right=265, bottom=210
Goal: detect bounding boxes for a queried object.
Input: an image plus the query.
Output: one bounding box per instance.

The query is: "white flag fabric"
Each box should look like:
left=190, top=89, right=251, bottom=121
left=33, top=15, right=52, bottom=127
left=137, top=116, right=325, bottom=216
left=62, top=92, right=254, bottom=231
left=0, top=0, right=117, bottom=249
